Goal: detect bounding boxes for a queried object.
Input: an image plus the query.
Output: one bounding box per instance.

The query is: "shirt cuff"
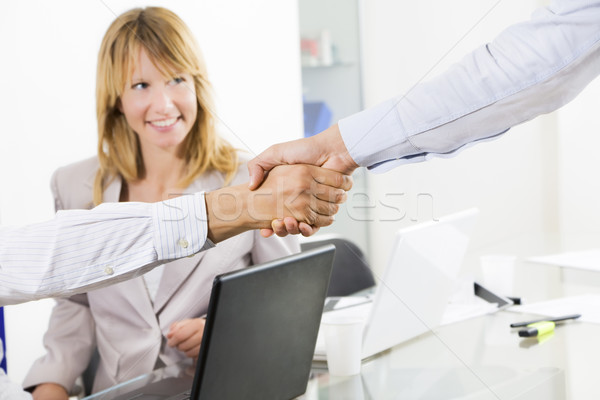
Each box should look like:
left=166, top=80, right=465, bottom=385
left=338, top=97, right=419, bottom=170
left=152, top=192, right=210, bottom=261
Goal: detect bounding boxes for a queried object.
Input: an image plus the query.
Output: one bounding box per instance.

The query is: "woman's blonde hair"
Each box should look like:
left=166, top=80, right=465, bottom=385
left=94, top=6, right=238, bottom=205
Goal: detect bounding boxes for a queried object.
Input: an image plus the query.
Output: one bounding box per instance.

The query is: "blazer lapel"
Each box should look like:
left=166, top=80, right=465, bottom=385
left=152, top=252, right=205, bottom=313
left=109, top=277, right=158, bottom=326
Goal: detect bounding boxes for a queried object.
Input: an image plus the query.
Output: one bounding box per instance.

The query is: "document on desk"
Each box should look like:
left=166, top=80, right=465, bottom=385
left=440, top=301, right=498, bottom=326
left=510, top=294, right=600, bottom=324
left=528, top=249, right=600, bottom=272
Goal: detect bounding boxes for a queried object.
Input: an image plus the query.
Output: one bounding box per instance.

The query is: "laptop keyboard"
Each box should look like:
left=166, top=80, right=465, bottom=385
left=167, top=390, right=191, bottom=400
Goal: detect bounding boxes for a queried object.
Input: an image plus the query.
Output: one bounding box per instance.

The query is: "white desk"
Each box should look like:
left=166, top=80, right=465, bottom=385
left=85, top=243, right=600, bottom=399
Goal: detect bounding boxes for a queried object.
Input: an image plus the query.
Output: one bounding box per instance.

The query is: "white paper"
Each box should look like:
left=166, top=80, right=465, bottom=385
left=528, top=249, right=600, bottom=272
left=510, top=294, right=600, bottom=324
left=441, top=301, right=498, bottom=326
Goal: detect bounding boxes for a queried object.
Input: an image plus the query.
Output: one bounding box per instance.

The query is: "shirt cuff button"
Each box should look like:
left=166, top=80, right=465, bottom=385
left=104, top=265, right=114, bottom=275
left=178, top=238, right=189, bottom=249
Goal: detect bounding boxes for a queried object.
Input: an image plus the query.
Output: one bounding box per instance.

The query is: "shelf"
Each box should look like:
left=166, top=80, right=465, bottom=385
left=301, top=62, right=355, bottom=69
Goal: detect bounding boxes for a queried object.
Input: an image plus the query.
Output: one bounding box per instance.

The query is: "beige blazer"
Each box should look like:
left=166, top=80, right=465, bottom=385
left=23, top=156, right=299, bottom=393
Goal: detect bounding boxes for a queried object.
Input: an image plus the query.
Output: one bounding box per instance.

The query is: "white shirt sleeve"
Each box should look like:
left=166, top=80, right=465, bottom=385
left=0, top=192, right=213, bottom=306
left=339, top=0, right=600, bottom=172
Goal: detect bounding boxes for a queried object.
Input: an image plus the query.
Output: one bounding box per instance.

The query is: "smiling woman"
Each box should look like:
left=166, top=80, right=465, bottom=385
left=94, top=6, right=238, bottom=205
left=22, top=6, right=301, bottom=399
left=0, top=0, right=304, bottom=388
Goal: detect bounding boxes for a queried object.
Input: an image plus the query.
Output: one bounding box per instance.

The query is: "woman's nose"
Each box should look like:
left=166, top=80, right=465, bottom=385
left=151, top=87, right=175, bottom=112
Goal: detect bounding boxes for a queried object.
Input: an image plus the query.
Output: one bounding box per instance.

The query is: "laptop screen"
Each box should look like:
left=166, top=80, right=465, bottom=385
left=191, top=245, right=335, bottom=400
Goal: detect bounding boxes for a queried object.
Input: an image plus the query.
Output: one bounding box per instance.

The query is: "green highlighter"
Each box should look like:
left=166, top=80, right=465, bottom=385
left=518, top=321, right=556, bottom=337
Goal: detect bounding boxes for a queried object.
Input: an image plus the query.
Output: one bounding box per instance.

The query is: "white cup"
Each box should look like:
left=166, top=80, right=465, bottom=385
left=480, top=254, right=516, bottom=296
left=322, top=316, right=364, bottom=376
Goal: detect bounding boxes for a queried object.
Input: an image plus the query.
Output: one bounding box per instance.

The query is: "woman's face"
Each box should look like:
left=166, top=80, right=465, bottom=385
left=120, top=48, right=197, bottom=154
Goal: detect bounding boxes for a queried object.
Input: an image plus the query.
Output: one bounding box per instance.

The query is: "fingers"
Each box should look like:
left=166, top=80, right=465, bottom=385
left=298, top=222, right=318, bottom=237
left=284, top=217, right=302, bottom=235
left=175, top=335, right=202, bottom=358
left=310, top=167, right=353, bottom=192
left=271, top=220, right=289, bottom=237
left=311, top=183, right=347, bottom=207
left=268, top=219, right=319, bottom=238
left=248, top=164, right=351, bottom=235
left=167, top=318, right=205, bottom=359
left=260, top=228, right=275, bottom=238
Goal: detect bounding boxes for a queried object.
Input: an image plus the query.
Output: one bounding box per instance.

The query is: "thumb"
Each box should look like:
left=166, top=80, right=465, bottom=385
left=247, top=162, right=267, bottom=190
left=248, top=144, right=288, bottom=190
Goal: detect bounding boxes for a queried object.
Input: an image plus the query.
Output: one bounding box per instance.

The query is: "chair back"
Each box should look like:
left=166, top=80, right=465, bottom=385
left=300, top=236, right=375, bottom=296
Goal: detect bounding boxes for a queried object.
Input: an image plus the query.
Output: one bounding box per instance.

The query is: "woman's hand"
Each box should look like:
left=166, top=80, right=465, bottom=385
left=166, top=318, right=206, bottom=359
left=31, top=383, right=69, bottom=400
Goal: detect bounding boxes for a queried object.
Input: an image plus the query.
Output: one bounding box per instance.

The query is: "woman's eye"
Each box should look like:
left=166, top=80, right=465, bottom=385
left=132, top=82, right=148, bottom=90
left=170, top=77, right=184, bottom=85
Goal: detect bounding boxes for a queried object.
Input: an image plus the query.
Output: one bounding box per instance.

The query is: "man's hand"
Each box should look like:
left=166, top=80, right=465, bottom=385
left=205, top=164, right=352, bottom=242
left=246, top=124, right=358, bottom=237
left=166, top=318, right=206, bottom=359
left=247, top=124, right=359, bottom=190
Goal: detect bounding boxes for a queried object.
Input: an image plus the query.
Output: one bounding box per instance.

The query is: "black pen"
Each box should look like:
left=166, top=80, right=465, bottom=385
left=510, top=313, right=581, bottom=328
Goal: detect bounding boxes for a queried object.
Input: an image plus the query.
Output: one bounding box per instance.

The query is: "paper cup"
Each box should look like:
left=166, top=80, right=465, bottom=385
left=322, top=317, right=364, bottom=376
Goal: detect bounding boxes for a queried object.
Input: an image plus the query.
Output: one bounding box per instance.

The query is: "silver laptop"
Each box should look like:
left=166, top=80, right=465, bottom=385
left=314, top=208, right=479, bottom=360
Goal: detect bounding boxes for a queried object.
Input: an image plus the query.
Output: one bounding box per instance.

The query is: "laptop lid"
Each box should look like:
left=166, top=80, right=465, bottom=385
left=190, top=244, right=335, bottom=400
left=104, top=245, right=335, bottom=400
left=361, top=208, right=479, bottom=358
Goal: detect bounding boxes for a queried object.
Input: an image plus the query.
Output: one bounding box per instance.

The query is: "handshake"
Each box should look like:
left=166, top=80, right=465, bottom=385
left=204, top=124, right=358, bottom=243
left=205, top=164, right=353, bottom=242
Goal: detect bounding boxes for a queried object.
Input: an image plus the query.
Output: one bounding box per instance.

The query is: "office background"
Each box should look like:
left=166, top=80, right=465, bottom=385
left=1, top=0, right=599, bottom=387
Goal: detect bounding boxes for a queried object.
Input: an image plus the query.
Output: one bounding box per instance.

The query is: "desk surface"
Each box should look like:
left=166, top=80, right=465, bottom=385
left=85, top=246, right=600, bottom=399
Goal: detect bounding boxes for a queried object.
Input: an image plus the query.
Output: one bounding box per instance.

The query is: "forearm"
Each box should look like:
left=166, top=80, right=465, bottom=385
left=340, top=0, right=600, bottom=171
left=0, top=193, right=210, bottom=306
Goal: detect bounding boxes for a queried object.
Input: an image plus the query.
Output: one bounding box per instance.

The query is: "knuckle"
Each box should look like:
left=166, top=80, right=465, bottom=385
left=344, top=175, right=354, bottom=190
left=335, top=190, right=347, bottom=203
left=297, top=164, right=311, bottom=176
left=305, top=210, right=318, bottom=225
left=331, top=203, right=339, bottom=214
left=321, top=216, right=334, bottom=227
left=334, top=173, right=344, bottom=188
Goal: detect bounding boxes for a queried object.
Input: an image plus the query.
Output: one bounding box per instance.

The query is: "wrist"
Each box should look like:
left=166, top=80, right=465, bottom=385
left=205, top=185, right=251, bottom=243
left=314, top=123, right=359, bottom=173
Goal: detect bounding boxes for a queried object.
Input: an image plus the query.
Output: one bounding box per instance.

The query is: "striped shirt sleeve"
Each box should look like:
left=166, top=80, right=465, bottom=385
left=339, top=0, right=600, bottom=171
left=0, top=192, right=212, bottom=306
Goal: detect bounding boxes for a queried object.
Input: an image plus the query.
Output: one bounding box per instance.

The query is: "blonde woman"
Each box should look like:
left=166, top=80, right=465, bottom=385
left=24, top=7, right=315, bottom=398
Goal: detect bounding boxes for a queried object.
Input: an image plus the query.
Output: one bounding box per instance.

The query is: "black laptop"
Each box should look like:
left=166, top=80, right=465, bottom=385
left=101, top=245, right=335, bottom=400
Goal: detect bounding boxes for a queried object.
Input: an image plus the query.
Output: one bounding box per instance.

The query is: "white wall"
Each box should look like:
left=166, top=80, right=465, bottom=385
left=557, top=77, right=600, bottom=249
left=358, top=0, right=560, bottom=275
left=0, top=0, right=302, bottom=385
